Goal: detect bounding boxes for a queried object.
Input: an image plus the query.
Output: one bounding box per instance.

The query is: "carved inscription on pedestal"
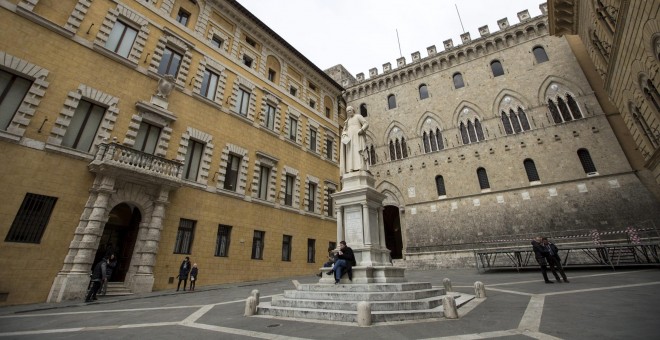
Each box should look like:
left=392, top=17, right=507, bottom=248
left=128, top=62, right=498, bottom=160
left=344, top=209, right=364, bottom=245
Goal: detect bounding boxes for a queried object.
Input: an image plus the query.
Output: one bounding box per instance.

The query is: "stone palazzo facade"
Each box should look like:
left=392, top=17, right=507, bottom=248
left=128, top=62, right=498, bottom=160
left=0, top=0, right=343, bottom=305
left=331, top=4, right=660, bottom=268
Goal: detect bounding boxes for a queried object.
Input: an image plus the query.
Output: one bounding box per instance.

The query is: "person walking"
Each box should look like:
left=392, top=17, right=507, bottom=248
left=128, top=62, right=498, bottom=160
left=189, top=263, right=198, bottom=291
left=176, top=257, right=191, bottom=291
left=100, top=253, right=117, bottom=296
left=85, top=257, right=108, bottom=302
left=542, top=237, right=569, bottom=283
left=531, top=236, right=560, bottom=284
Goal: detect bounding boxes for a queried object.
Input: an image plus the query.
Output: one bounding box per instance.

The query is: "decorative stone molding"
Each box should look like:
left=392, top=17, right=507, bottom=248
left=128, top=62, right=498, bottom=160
left=94, top=4, right=150, bottom=66
left=229, top=76, right=257, bottom=120
left=285, top=107, right=303, bottom=145
left=0, top=51, right=50, bottom=138
left=251, top=152, right=278, bottom=202
left=48, top=84, right=119, bottom=152
left=259, top=92, right=282, bottom=132
left=280, top=165, right=301, bottom=208
left=304, top=175, right=320, bottom=214
left=217, top=143, right=249, bottom=195
left=148, top=34, right=193, bottom=87
left=176, top=127, right=214, bottom=185
left=192, top=56, right=228, bottom=106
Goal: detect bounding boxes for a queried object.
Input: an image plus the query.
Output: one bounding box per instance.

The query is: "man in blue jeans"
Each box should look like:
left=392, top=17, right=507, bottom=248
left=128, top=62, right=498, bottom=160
left=332, top=241, right=356, bottom=284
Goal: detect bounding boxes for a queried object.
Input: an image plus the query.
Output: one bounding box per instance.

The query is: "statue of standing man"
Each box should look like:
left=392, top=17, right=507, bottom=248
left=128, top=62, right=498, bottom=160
left=340, top=106, right=369, bottom=176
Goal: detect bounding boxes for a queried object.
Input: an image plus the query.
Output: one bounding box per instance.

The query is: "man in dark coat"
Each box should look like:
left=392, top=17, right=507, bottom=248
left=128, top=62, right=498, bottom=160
left=332, top=241, right=356, bottom=284
left=532, top=236, right=560, bottom=284
left=177, top=256, right=191, bottom=291
left=85, top=257, right=108, bottom=302
left=542, top=237, right=569, bottom=283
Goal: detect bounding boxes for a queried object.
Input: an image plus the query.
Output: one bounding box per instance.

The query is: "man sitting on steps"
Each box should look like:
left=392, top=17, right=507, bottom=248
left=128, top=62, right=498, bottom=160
left=329, top=241, right=356, bottom=284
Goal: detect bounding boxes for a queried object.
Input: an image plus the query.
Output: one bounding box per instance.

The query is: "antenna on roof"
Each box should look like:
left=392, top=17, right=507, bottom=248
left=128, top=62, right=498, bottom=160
left=455, top=4, right=466, bottom=33
left=396, top=29, right=403, bottom=58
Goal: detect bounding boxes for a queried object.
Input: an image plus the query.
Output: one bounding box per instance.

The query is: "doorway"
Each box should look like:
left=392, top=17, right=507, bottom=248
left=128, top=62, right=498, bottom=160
left=383, top=205, right=403, bottom=259
left=94, top=203, right=141, bottom=282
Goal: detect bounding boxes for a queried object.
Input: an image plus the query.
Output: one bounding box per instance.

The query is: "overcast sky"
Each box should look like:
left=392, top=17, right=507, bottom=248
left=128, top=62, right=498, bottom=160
left=236, top=0, right=544, bottom=77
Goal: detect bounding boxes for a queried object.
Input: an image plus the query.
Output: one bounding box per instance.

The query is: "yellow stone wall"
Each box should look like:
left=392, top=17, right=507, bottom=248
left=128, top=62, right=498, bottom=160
left=0, top=0, right=342, bottom=305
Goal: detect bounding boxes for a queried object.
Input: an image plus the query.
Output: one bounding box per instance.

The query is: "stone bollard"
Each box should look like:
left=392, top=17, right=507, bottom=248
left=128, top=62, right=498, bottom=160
left=244, top=296, right=257, bottom=316
left=442, top=295, right=458, bottom=319
left=251, top=289, right=260, bottom=304
left=474, top=281, right=486, bottom=298
left=443, top=278, right=453, bottom=292
left=357, top=301, right=372, bottom=326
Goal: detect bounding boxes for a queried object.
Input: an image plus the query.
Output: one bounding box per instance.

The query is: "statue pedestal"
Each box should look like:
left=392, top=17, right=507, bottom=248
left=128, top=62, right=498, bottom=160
left=332, top=170, right=405, bottom=281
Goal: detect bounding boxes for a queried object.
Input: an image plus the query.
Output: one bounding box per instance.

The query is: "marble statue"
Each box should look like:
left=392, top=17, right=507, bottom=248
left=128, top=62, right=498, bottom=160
left=340, top=106, right=369, bottom=175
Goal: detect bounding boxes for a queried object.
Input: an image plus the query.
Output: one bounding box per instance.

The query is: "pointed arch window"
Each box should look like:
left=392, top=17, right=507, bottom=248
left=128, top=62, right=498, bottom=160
left=549, top=92, right=583, bottom=124
left=467, top=121, right=477, bottom=142
left=557, top=97, right=572, bottom=122
left=360, top=103, right=368, bottom=117
left=490, top=60, right=504, bottom=77
left=419, top=84, right=429, bottom=99
left=548, top=99, right=562, bottom=123
left=566, top=94, right=583, bottom=119
left=387, top=94, right=397, bottom=109
left=510, top=110, right=522, bottom=133
left=631, top=104, right=659, bottom=149
left=423, top=132, right=431, bottom=153
left=643, top=79, right=660, bottom=113
left=367, top=145, right=377, bottom=165
left=577, top=149, right=598, bottom=174
left=477, top=167, right=490, bottom=190
left=501, top=112, right=513, bottom=135
left=475, top=119, right=484, bottom=141
left=401, top=138, right=408, bottom=158
left=435, top=175, right=447, bottom=196
left=523, top=159, right=540, bottom=182
left=518, top=108, right=531, bottom=130
left=460, top=122, right=469, bottom=145
left=389, top=137, right=408, bottom=160
left=453, top=73, right=465, bottom=89
left=533, top=46, right=549, bottom=63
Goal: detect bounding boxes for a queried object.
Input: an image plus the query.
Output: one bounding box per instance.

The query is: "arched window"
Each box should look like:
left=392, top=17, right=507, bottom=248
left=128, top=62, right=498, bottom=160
left=453, top=73, right=465, bottom=89
left=631, top=104, right=660, bottom=149
left=359, top=103, right=368, bottom=117
left=533, top=46, right=549, bottom=63
left=566, top=94, right=583, bottom=119
left=467, top=120, right=477, bottom=142
left=387, top=94, right=397, bottom=109
left=577, top=149, right=597, bottom=174
left=548, top=99, right=562, bottom=123
left=389, top=137, right=408, bottom=160
left=557, top=97, right=573, bottom=122
left=460, top=122, right=469, bottom=145
left=389, top=141, right=395, bottom=161
left=475, top=119, right=484, bottom=141
left=419, top=84, right=429, bottom=99
left=510, top=109, right=522, bottom=133
left=477, top=167, right=490, bottom=190
left=435, top=175, right=446, bottom=196
left=429, top=130, right=438, bottom=152
left=423, top=132, right=430, bottom=153
left=369, top=145, right=377, bottom=165
left=401, top=137, right=408, bottom=158
left=643, top=79, right=660, bottom=113
left=501, top=112, right=513, bottom=135
left=518, top=107, right=531, bottom=130
left=524, top=159, right=540, bottom=182
left=394, top=139, right=401, bottom=159
left=435, top=129, right=445, bottom=150
left=490, top=60, right=504, bottom=77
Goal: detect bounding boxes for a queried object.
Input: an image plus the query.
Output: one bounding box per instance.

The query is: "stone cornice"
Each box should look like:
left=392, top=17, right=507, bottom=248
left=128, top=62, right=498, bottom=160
left=547, top=0, right=579, bottom=36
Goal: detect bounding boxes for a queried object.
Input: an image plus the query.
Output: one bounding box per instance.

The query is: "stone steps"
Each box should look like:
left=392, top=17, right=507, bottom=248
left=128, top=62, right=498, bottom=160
left=282, top=286, right=443, bottom=301
left=100, top=282, right=133, bottom=297
left=296, top=282, right=432, bottom=292
left=258, top=291, right=474, bottom=323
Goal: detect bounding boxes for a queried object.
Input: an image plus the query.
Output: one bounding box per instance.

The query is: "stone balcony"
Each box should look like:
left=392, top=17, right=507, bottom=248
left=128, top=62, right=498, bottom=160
left=88, top=142, right=183, bottom=188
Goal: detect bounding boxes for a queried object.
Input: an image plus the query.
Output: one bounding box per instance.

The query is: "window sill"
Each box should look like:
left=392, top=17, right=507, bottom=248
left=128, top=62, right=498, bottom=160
left=480, top=188, right=491, bottom=193
left=44, top=143, right=94, bottom=161
left=280, top=205, right=301, bottom=214
left=252, top=197, right=276, bottom=208
left=181, top=179, right=208, bottom=190
left=191, top=92, right=223, bottom=110
left=0, top=130, right=21, bottom=143
left=229, top=110, right=254, bottom=125
left=283, top=137, right=301, bottom=148
left=586, top=172, right=599, bottom=177
left=216, top=188, right=245, bottom=199
left=259, top=125, right=280, bottom=137
left=92, top=43, right=139, bottom=69
left=529, top=180, right=542, bottom=186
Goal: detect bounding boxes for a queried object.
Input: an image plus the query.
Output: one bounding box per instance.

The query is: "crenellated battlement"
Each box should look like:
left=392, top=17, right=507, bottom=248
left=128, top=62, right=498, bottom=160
left=346, top=3, right=548, bottom=90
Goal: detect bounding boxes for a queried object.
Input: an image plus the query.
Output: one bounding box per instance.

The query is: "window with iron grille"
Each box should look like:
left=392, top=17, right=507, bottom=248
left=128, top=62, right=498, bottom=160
left=215, top=225, right=232, bottom=257
left=251, top=230, right=265, bottom=260
left=174, top=219, right=195, bottom=254
left=435, top=176, right=446, bottom=196
left=5, top=193, right=57, bottom=244
left=477, top=167, right=490, bottom=190
left=524, top=159, right=540, bottom=182
left=307, top=239, right=316, bottom=263
left=282, top=235, right=292, bottom=261
left=578, top=149, right=597, bottom=174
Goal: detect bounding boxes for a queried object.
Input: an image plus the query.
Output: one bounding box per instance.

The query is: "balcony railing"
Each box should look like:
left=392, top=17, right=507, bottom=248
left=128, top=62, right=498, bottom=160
left=90, top=142, right=183, bottom=185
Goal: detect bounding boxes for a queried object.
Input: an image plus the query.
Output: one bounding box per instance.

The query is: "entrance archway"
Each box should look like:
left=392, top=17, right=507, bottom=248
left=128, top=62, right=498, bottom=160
left=94, top=203, right=141, bottom=282
left=383, top=205, right=403, bottom=259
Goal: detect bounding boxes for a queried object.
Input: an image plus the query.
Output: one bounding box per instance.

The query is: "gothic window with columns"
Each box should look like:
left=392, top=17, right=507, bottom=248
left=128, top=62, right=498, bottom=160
left=595, top=0, right=617, bottom=35
left=630, top=102, right=659, bottom=150
left=642, top=78, right=660, bottom=114
left=459, top=119, right=484, bottom=145
left=546, top=83, right=583, bottom=124
left=388, top=127, right=408, bottom=161
left=499, top=96, right=531, bottom=135
left=421, top=118, right=445, bottom=153
left=367, top=145, right=377, bottom=165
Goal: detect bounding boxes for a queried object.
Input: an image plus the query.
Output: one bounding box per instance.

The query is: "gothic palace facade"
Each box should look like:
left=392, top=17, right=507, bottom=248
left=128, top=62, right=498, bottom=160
left=331, top=3, right=660, bottom=267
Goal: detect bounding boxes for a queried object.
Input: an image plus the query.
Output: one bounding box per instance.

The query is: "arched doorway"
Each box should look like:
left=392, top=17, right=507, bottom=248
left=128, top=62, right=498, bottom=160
left=383, top=205, right=403, bottom=259
left=93, top=203, right=141, bottom=282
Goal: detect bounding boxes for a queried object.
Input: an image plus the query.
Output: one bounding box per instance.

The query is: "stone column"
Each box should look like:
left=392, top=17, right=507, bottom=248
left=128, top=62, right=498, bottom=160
left=336, top=206, right=343, bottom=242
left=378, top=206, right=387, bottom=249
left=362, top=203, right=371, bottom=245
